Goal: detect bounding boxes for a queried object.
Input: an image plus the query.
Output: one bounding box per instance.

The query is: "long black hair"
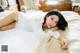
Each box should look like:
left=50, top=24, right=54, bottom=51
left=42, top=11, right=68, bottom=31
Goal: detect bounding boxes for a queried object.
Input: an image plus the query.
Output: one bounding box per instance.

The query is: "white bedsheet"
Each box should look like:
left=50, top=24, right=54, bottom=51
left=0, top=10, right=14, bottom=20
left=0, top=29, right=45, bottom=53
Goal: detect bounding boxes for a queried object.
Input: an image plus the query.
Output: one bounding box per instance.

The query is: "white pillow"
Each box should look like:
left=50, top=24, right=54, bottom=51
left=61, top=11, right=80, bottom=22
left=25, top=10, right=46, bottom=32
left=16, top=12, right=33, bottom=32
left=68, top=20, right=80, bottom=30
left=60, top=11, right=80, bottom=31
left=0, top=10, right=14, bottom=21
left=17, top=10, right=45, bottom=32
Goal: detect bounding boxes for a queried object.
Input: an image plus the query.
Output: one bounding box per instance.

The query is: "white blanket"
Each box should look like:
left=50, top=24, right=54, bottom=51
left=0, top=29, right=45, bottom=53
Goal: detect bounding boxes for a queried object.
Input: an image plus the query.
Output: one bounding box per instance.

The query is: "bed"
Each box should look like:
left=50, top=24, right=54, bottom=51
left=0, top=10, right=80, bottom=53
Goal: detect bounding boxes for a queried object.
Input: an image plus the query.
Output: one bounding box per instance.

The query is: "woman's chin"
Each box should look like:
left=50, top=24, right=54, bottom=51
left=48, top=26, right=54, bottom=29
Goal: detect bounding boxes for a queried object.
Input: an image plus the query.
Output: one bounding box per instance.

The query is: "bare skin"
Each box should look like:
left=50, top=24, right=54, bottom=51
left=0, top=11, right=18, bottom=30
left=0, top=22, right=16, bottom=31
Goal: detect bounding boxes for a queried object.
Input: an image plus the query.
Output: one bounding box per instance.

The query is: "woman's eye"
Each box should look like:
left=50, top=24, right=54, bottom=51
left=51, top=18, right=54, bottom=20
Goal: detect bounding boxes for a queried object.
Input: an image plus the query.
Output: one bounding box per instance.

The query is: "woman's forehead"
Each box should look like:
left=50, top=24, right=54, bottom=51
left=49, top=15, right=58, bottom=17
left=48, top=15, right=59, bottom=19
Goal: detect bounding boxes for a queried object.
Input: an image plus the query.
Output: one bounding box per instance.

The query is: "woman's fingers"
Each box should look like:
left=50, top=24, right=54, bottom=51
left=59, top=39, right=68, bottom=50
left=61, top=42, right=68, bottom=50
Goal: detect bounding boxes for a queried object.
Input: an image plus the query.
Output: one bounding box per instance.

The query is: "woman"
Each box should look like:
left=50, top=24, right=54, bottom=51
left=42, top=11, right=68, bottom=49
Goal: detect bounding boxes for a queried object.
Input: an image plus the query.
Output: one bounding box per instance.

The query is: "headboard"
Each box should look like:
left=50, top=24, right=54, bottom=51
left=38, top=2, right=72, bottom=12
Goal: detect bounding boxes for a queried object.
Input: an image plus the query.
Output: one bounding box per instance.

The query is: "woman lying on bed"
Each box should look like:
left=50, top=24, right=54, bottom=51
left=42, top=11, right=68, bottom=49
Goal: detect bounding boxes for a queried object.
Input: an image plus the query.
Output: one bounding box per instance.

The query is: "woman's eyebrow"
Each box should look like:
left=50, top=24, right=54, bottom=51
left=51, top=17, right=54, bottom=19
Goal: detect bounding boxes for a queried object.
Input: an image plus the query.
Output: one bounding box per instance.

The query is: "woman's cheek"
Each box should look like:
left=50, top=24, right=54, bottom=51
left=51, top=22, right=57, bottom=27
left=46, top=19, right=51, bottom=25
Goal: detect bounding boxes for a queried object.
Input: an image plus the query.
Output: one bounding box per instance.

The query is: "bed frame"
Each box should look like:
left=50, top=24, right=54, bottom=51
left=39, top=2, right=72, bottom=12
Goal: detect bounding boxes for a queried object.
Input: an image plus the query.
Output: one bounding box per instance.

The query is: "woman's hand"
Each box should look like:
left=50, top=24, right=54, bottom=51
left=59, top=38, right=68, bottom=50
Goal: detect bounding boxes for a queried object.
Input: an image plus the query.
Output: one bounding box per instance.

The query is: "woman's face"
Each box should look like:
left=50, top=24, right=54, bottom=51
left=46, top=15, right=59, bottom=28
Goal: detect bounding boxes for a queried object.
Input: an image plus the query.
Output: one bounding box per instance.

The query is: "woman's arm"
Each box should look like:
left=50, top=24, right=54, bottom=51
left=0, top=11, right=18, bottom=27
left=58, top=31, right=68, bottom=50
left=0, top=21, right=16, bottom=31
left=59, top=37, right=68, bottom=50
left=0, top=17, right=15, bottom=27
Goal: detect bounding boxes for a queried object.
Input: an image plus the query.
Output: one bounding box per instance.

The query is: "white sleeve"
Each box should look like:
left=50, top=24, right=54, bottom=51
left=46, top=30, right=60, bottom=39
